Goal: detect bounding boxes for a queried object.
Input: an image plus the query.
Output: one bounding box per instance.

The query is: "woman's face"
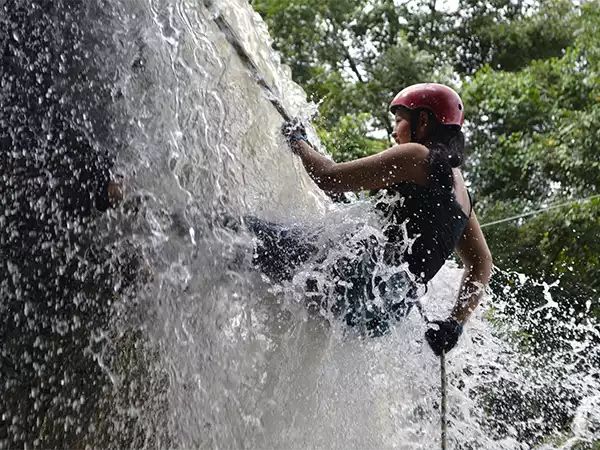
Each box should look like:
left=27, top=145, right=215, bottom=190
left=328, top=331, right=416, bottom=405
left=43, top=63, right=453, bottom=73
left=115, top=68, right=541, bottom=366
left=392, top=110, right=412, bottom=145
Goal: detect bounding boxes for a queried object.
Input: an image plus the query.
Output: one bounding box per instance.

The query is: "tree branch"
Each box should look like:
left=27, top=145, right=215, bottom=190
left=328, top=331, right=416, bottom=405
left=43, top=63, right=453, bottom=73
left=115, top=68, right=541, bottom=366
left=330, top=20, right=365, bottom=83
left=344, top=47, right=365, bottom=83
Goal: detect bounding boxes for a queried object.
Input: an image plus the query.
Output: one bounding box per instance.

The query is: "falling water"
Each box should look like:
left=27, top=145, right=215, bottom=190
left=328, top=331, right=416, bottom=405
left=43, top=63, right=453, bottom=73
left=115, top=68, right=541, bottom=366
left=1, top=0, right=598, bottom=449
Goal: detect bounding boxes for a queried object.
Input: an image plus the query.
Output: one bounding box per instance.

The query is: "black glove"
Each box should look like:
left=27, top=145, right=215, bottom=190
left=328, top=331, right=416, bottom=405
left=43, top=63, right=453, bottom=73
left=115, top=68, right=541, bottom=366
left=425, top=318, right=463, bottom=356
left=281, top=117, right=309, bottom=151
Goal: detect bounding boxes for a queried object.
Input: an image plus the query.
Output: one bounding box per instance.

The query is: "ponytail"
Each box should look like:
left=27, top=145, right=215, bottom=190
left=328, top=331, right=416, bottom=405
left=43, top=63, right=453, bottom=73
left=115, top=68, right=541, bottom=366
left=427, top=126, right=465, bottom=190
left=431, top=125, right=465, bottom=169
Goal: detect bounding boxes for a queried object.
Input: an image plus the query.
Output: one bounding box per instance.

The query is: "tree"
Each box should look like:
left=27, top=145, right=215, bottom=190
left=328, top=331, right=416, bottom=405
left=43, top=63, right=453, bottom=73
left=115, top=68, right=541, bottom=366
left=462, top=1, right=600, bottom=300
left=251, top=0, right=578, bottom=162
left=251, top=0, right=438, bottom=137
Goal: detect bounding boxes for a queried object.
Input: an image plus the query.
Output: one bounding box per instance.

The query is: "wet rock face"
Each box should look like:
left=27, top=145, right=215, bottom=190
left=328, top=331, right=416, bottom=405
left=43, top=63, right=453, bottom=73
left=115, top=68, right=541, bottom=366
left=0, top=2, right=139, bottom=448
left=0, top=0, right=314, bottom=446
left=1, top=1, right=116, bottom=222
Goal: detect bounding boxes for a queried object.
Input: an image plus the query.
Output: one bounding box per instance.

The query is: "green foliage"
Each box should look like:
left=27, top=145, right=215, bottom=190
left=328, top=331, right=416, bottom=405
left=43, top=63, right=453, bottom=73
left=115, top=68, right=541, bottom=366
left=252, top=0, right=579, bottom=161
left=481, top=199, right=600, bottom=296
left=440, top=0, right=577, bottom=74
left=465, top=57, right=600, bottom=202
left=316, top=113, right=388, bottom=162
left=251, top=0, right=439, bottom=137
left=465, top=2, right=600, bottom=297
left=572, top=440, right=600, bottom=450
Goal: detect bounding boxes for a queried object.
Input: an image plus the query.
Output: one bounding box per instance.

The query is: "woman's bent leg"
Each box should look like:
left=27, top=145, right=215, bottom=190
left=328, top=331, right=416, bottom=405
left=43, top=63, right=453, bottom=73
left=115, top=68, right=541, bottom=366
left=244, top=216, right=319, bottom=283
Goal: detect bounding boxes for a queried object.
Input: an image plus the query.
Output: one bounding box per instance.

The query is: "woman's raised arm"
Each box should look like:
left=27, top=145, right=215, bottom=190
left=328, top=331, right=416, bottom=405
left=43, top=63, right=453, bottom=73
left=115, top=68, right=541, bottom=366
left=293, top=140, right=431, bottom=192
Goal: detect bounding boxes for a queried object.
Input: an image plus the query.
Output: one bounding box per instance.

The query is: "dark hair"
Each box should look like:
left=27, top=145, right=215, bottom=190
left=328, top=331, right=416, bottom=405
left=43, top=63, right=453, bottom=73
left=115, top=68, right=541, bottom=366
left=410, top=109, right=466, bottom=189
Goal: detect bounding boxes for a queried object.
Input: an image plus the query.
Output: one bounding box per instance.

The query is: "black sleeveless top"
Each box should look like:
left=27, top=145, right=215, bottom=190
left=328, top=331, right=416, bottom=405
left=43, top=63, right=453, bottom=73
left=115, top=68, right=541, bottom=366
left=374, top=177, right=472, bottom=285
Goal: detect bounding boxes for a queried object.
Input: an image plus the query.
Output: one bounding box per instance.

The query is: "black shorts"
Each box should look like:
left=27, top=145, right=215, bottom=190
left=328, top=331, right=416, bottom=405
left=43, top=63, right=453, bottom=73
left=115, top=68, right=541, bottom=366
left=246, top=216, right=419, bottom=337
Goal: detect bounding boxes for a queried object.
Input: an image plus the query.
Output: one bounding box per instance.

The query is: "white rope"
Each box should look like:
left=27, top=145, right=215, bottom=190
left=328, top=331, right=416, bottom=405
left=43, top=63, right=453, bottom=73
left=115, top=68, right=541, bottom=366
left=480, top=194, right=600, bottom=228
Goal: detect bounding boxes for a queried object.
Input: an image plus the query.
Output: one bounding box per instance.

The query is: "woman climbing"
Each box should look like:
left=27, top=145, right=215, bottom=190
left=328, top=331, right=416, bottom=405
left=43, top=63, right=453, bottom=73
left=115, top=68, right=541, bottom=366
left=247, top=83, right=492, bottom=355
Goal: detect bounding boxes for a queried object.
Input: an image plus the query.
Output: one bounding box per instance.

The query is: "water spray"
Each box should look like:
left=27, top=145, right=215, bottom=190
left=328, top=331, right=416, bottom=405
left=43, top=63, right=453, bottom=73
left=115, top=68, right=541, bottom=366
left=205, top=2, right=454, bottom=447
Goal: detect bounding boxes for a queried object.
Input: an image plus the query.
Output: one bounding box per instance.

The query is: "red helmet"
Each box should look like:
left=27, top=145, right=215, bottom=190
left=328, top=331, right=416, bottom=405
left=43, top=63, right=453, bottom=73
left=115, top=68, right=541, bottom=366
left=389, top=83, right=464, bottom=127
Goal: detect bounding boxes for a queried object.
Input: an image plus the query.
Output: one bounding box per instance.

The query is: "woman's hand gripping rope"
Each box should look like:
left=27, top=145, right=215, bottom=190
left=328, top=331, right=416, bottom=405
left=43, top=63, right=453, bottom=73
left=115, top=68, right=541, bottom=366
left=281, top=117, right=314, bottom=153
left=425, top=318, right=463, bottom=356
left=414, top=300, right=463, bottom=356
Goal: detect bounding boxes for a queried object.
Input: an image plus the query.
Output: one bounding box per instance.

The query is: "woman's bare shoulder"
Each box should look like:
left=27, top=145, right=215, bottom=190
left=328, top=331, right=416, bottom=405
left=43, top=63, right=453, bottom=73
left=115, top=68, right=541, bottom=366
left=384, top=143, right=430, bottom=162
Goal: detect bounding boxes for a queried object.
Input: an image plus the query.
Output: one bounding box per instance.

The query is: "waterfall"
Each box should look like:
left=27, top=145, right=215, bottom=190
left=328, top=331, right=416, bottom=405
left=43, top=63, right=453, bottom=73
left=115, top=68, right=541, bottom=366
left=1, top=1, right=598, bottom=448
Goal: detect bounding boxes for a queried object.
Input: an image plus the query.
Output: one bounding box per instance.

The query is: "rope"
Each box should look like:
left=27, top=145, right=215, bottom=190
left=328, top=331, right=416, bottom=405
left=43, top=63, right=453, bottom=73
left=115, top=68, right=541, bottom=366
left=440, top=351, right=448, bottom=449
left=413, top=304, right=447, bottom=448
left=480, top=193, right=600, bottom=229
left=203, top=0, right=291, bottom=121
